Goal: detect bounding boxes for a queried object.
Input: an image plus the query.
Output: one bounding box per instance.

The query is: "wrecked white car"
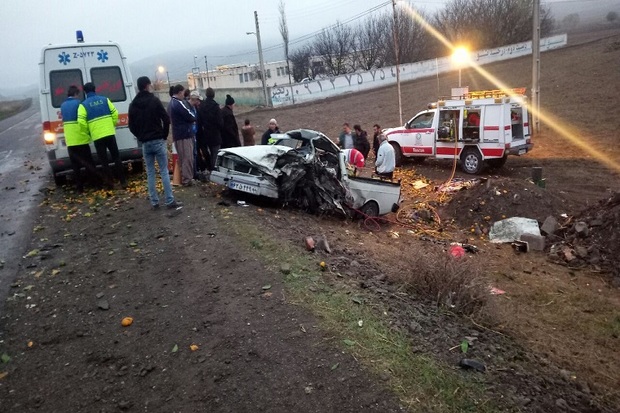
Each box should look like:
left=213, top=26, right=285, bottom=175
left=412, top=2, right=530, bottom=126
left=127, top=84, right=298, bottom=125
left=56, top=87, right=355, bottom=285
left=210, top=129, right=401, bottom=216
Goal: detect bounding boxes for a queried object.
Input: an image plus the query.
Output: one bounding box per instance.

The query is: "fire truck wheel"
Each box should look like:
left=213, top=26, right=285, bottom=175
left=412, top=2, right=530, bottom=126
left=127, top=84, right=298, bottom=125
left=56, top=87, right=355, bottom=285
left=390, top=142, right=403, bottom=167
left=461, top=147, right=483, bottom=174
left=486, top=155, right=508, bottom=169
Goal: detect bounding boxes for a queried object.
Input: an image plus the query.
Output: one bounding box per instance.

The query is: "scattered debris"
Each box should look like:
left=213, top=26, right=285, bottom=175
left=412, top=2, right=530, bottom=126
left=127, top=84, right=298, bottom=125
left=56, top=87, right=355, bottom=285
left=121, top=317, right=133, bottom=327
left=459, top=358, right=486, bottom=372
left=489, top=217, right=541, bottom=243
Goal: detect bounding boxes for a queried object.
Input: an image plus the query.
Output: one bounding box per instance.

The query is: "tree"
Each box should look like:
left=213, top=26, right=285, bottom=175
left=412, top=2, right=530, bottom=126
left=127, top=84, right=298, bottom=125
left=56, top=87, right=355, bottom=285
left=278, top=0, right=294, bottom=89
left=433, top=0, right=554, bottom=51
left=289, top=45, right=313, bottom=82
left=352, top=14, right=390, bottom=70
left=561, top=13, right=580, bottom=31
left=312, top=22, right=355, bottom=76
left=383, top=8, right=433, bottom=66
left=606, top=11, right=618, bottom=23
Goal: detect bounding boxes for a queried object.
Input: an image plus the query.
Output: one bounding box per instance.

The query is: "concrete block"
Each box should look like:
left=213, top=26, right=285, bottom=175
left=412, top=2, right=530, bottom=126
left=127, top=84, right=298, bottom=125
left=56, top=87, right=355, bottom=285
left=520, top=233, right=546, bottom=251
left=541, top=216, right=558, bottom=235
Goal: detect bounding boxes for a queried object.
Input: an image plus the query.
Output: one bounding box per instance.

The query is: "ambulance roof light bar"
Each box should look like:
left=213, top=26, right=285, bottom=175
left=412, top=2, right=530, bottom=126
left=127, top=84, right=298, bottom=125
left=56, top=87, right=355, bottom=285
left=76, top=30, right=84, bottom=43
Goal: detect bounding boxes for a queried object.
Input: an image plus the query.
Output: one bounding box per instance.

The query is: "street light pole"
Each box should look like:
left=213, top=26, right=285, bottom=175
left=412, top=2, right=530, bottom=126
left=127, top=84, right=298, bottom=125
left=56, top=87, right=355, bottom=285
left=249, top=11, right=269, bottom=107
left=204, top=55, right=210, bottom=88
left=532, top=0, right=541, bottom=134
left=392, top=0, right=403, bottom=125
left=193, top=55, right=199, bottom=90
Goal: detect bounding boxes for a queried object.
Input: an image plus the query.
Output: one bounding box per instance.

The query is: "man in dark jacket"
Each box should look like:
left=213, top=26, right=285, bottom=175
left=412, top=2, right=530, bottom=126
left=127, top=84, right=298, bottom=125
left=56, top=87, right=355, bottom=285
left=169, top=84, right=196, bottom=186
left=353, top=124, right=370, bottom=159
left=128, top=76, right=180, bottom=209
left=221, top=94, right=241, bottom=148
left=197, top=87, right=223, bottom=172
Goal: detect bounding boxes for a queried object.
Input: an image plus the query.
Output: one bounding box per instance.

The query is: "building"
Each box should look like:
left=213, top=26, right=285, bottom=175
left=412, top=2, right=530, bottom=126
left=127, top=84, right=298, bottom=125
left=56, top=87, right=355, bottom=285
left=187, top=60, right=292, bottom=90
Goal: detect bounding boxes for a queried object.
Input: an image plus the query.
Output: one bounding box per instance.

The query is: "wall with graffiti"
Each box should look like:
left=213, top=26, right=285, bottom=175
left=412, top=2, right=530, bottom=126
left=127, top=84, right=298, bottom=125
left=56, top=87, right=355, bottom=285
left=271, top=34, right=567, bottom=107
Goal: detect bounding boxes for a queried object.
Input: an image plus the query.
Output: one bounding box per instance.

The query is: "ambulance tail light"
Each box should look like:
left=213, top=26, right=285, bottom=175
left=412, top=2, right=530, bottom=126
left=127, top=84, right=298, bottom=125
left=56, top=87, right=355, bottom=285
left=505, top=143, right=510, bottom=149
left=43, top=121, right=56, bottom=144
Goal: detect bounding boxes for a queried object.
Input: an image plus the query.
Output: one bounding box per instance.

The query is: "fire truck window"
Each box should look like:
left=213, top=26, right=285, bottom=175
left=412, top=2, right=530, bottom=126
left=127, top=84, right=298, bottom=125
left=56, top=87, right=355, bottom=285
left=49, top=69, right=84, bottom=108
left=90, top=67, right=126, bottom=102
left=409, top=112, right=434, bottom=129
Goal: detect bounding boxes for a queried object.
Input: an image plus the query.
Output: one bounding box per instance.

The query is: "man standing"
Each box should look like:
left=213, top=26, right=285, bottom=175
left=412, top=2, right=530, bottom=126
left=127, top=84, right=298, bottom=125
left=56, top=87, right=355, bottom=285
left=353, top=124, right=370, bottom=159
left=128, top=76, right=180, bottom=210
left=375, top=133, right=395, bottom=180
left=338, top=123, right=354, bottom=149
left=260, top=118, right=281, bottom=145
left=60, top=85, right=97, bottom=193
left=221, top=94, right=241, bottom=148
left=169, top=84, right=196, bottom=186
left=372, top=124, right=382, bottom=158
left=197, top=87, right=223, bottom=172
left=78, top=82, right=126, bottom=189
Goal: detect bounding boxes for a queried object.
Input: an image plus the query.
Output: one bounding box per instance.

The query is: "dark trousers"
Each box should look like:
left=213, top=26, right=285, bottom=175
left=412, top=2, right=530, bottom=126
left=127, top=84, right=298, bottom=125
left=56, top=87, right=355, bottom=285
left=208, top=145, right=220, bottom=171
left=196, top=138, right=210, bottom=172
left=94, top=135, right=126, bottom=187
left=67, top=144, right=97, bottom=191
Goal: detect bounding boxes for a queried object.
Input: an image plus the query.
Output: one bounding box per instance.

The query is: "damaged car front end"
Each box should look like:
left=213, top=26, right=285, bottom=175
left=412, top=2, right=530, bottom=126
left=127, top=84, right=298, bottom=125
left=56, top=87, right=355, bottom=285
left=210, top=129, right=400, bottom=216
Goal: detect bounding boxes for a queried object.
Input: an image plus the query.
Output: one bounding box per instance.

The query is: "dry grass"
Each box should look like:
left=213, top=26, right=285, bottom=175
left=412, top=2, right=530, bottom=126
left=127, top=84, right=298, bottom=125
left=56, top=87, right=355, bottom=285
left=390, top=247, right=490, bottom=316
left=0, top=98, right=31, bottom=121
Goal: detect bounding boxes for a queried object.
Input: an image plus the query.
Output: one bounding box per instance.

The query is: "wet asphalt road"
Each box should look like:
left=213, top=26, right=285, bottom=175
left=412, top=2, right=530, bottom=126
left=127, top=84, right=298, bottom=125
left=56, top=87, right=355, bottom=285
left=0, top=104, right=49, bottom=312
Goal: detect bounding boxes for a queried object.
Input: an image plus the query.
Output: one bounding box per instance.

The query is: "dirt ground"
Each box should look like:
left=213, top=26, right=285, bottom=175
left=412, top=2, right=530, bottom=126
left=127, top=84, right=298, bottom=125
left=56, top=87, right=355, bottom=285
left=1, top=27, right=620, bottom=412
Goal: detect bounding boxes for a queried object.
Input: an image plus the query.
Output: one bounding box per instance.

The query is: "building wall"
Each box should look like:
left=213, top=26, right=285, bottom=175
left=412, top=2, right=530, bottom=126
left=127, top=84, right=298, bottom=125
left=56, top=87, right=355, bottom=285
left=187, top=60, right=292, bottom=91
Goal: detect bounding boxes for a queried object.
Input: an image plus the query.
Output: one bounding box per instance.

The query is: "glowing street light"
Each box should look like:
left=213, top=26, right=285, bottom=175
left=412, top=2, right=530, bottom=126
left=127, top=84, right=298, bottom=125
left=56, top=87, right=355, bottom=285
left=158, top=66, right=170, bottom=88
left=451, top=46, right=469, bottom=88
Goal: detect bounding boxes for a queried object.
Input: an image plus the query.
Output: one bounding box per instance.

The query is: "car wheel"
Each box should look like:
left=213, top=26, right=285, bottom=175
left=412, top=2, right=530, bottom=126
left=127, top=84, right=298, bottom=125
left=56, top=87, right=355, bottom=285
left=390, top=142, right=403, bottom=167
left=360, top=201, right=380, bottom=217
left=460, top=147, right=483, bottom=174
left=486, top=155, right=507, bottom=169
left=131, top=160, right=144, bottom=173
left=53, top=174, right=67, bottom=186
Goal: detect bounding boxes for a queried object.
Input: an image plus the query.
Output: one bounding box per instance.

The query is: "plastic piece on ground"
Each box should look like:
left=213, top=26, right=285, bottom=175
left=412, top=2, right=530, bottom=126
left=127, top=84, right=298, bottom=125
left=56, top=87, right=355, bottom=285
left=449, top=244, right=465, bottom=258
left=489, top=217, right=541, bottom=243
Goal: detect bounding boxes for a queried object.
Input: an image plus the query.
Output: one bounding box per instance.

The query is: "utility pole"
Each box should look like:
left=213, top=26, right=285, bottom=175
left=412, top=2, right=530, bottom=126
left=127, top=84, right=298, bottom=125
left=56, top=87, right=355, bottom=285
left=392, top=0, right=403, bottom=125
left=254, top=11, right=270, bottom=107
left=532, top=0, right=541, bottom=134
left=204, top=55, right=210, bottom=88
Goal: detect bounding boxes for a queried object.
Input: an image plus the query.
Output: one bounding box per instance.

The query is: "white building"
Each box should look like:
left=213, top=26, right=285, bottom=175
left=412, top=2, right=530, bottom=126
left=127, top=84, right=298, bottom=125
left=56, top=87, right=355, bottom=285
left=187, top=60, right=292, bottom=90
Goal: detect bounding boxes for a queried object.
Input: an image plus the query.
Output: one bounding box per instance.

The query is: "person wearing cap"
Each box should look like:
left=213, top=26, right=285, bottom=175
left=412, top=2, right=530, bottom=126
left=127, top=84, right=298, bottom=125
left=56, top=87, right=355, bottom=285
left=261, top=118, right=281, bottom=145
left=169, top=84, right=196, bottom=186
left=197, top=87, right=223, bottom=172
left=221, top=94, right=241, bottom=148
left=61, top=85, right=98, bottom=193
left=128, top=76, right=181, bottom=210
left=342, top=147, right=365, bottom=177
left=78, top=82, right=126, bottom=189
left=374, top=133, right=396, bottom=180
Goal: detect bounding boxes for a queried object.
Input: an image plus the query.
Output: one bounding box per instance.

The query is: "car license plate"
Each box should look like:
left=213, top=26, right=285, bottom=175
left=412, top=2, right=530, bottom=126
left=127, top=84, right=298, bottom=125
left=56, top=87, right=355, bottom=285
left=518, top=148, right=527, bottom=155
left=229, top=181, right=259, bottom=195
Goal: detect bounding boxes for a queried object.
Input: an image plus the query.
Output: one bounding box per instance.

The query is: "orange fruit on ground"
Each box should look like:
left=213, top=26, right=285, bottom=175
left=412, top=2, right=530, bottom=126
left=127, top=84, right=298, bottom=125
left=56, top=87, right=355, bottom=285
left=121, top=317, right=133, bottom=327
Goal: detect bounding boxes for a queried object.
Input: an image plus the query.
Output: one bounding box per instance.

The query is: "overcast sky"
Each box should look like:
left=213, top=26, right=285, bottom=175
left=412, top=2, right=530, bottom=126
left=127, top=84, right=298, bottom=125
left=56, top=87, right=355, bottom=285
left=0, top=0, right=610, bottom=90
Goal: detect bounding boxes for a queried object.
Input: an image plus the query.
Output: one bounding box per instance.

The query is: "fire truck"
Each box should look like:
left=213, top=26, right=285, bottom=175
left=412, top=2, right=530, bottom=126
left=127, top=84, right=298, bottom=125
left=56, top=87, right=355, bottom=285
left=384, top=88, right=533, bottom=174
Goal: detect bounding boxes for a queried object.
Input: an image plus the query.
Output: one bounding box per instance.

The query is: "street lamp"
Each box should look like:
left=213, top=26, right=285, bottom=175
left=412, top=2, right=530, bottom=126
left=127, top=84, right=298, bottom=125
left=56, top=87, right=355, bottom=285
left=192, top=55, right=199, bottom=90
left=204, top=55, right=210, bottom=88
left=247, top=10, right=269, bottom=107
left=451, top=46, right=469, bottom=88
left=158, top=65, right=170, bottom=88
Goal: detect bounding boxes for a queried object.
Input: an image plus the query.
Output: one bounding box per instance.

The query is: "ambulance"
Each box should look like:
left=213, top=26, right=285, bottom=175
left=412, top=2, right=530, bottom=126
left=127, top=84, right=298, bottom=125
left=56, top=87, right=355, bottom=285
left=384, top=88, right=533, bottom=174
left=39, top=31, right=141, bottom=184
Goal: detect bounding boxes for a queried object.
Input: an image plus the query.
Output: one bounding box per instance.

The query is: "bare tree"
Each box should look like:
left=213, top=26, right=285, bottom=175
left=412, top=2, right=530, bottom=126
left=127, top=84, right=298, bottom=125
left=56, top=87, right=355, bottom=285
left=312, top=22, right=355, bottom=76
left=289, top=45, right=312, bottom=82
left=433, top=0, right=554, bottom=51
left=352, top=14, right=390, bottom=70
left=278, top=0, right=294, bottom=89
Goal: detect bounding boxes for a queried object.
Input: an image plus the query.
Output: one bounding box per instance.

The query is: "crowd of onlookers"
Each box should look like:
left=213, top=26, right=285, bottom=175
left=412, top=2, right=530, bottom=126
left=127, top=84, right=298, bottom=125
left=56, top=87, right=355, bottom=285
left=60, top=75, right=395, bottom=210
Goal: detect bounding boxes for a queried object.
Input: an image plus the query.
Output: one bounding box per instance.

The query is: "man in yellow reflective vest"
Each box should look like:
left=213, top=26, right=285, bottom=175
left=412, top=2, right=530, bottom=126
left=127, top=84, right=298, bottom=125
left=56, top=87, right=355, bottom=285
left=78, top=82, right=127, bottom=189
left=60, top=85, right=98, bottom=193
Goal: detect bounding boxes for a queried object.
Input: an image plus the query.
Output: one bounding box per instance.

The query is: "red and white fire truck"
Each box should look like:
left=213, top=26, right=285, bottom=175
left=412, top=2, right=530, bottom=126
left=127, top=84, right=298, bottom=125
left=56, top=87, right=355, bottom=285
left=384, top=88, right=533, bottom=174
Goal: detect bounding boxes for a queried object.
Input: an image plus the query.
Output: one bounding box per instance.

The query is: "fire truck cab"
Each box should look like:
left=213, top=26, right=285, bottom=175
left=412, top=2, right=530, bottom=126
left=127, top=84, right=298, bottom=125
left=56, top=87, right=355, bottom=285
left=384, top=88, right=533, bottom=174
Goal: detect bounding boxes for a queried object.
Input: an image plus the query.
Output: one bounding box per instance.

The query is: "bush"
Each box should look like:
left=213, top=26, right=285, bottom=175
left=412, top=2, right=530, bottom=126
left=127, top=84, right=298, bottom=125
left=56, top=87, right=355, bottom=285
left=391, top=247, right=489, bottom=316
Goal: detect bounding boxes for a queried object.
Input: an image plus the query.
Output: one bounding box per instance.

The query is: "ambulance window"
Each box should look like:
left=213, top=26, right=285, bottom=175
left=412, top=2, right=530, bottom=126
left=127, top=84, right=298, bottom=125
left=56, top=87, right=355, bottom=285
left=90, top=67, right=126, bottom=102
left=49, top=69, right=84, bottom=108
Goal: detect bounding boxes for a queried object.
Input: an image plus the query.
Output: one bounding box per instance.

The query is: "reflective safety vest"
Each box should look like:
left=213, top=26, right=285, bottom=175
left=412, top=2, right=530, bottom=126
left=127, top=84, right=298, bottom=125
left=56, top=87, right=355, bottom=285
left=60, top=97, right=90, bottom=146
left=78, top=92, right=119, bottom=141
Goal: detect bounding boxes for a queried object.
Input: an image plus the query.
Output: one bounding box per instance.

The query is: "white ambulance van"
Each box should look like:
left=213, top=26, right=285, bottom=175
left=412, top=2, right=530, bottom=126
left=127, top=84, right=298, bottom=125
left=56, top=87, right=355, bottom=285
left=384, top=88, right=533, bottom=174
left=39, top=31, right=141, bottom=184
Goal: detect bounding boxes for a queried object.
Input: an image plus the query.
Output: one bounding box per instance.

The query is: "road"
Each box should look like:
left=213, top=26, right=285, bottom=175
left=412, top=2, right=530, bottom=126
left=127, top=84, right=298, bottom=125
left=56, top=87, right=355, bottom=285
left=0, top=104, right=48, bottom=311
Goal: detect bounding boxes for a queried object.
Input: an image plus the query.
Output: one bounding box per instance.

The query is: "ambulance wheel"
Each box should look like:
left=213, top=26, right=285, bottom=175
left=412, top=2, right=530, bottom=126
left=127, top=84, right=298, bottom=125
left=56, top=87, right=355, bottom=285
left=390, top=142, right=403, bottom=167
left=461, top=147, right=483, bottom=174
left=486, top=155, right=507, bottom=169
left=360, top=201, right=379, bottom=217
left=53, top=173, right=67, bottom=186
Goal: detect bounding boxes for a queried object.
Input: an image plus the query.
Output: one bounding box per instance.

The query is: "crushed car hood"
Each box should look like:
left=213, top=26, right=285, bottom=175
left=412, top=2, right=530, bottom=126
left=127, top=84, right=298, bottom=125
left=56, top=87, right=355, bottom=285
left=217, top=145, right=295, bottom=178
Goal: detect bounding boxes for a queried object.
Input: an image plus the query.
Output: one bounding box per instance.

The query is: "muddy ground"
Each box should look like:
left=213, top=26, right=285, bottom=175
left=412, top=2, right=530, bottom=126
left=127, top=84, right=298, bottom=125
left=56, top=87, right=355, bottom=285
left=1, top=27, right=620, bottom=413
